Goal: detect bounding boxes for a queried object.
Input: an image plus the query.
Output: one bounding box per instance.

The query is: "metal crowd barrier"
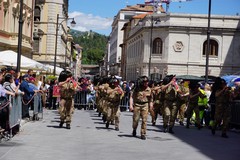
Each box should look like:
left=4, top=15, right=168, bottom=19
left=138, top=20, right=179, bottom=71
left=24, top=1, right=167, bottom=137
left=74, top=90, right=96, bottom=109
left=119, top=95, right=130, bottom=112
left=33, top=92, right=43, bottom=120
left=231, top=100, right=240, bottom=126
left=9, top=95, right=22, bottom=129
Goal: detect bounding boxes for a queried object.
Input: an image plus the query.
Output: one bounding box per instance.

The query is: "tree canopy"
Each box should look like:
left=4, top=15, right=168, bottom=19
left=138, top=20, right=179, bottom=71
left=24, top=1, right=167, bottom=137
left=70, top=30, right=108, bottom=65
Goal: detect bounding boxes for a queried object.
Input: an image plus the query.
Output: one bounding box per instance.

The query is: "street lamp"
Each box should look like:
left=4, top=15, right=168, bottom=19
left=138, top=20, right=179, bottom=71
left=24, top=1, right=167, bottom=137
left=53, top=14, right=76, bottom=76
left=148, top=15, right=154, bottom=78
left=205, top=0, right=212, bottom=83
left=17, top=0, right=24, bottom=72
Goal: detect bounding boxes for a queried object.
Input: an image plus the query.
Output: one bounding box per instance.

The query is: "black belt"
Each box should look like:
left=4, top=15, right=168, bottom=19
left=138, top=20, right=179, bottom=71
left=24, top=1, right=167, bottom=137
left=135, top=101, right=148, bottom=105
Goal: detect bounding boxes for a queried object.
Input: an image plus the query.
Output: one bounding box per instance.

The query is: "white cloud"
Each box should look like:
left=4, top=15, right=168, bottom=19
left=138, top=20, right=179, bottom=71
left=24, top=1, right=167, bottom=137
left=68, top=11, right=113, bottom=35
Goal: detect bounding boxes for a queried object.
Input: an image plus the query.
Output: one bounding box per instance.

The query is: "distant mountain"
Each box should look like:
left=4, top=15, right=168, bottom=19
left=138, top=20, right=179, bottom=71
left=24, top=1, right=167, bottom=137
left=70, top=29, right=108, bottom=65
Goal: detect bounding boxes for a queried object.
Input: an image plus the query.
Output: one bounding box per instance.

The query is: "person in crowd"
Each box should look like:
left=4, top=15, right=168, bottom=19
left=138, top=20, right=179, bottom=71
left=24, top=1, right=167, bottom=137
left=86, top=79, right=95, bottom=109
left=3, top=74, right=20, bottom=94
left=186, top=81, right=204, bottom=129
left=58, top=69, right=77, bottom=129
left=19, top=74, right=40, bottom=120
left=27, top=69, right=33, bottom=78
left=203, top=83, right=212, bottom=127
left=41, top=76, right=48, bottom=108
left=0, top=70, right=15, bottom=132
left=129, top=76, right=153, bottom=140
left=176, top=79, right=189, bottom=126
left=121, top=81, right=130, bottom=111
left=105, top=78, right=123, bottom=131
left=232, top=84, right=240, bottom=100
left=128, top=81, right=135, bottom=91
left=197, top=84, right=208, bottom=126
left=14, top=71, right=21, bottom=87
left=48, top=79, right=57, bottom=110
left=211, top=78, right=233, bottom=138
left=78, top=77, right=89, bottom=110
left=208, top=77, right=222, bottom=128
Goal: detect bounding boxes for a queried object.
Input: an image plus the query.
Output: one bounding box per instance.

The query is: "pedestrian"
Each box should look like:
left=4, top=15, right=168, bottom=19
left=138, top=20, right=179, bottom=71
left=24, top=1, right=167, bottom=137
left=58, top=69, right=77, bottom=129
left=129, top=76, right=153, bottom=140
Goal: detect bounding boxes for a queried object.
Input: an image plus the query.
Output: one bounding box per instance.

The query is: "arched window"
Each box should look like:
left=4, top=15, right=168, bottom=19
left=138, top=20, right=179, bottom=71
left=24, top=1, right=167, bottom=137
left=34, top=6, right=41, bottom=21
left=203, top=39, right=218, bottom=56
left=152, top=38, right=162, bottom=55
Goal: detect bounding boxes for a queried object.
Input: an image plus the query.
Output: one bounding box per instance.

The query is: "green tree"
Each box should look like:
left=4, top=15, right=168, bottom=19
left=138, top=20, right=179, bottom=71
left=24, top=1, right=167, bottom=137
left=71, top=30, right=108, bottom=65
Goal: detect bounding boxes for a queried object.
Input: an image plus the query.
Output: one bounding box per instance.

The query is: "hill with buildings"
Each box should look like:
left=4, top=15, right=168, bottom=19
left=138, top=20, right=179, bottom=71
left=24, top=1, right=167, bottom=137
left=70, top=29, right=108, bottom=65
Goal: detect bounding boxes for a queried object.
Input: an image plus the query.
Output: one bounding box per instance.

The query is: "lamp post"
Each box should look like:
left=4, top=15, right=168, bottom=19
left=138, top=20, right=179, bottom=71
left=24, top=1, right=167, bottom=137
left=53, top=14, right=76, bottom=76
left=205, top=0, right=212, bottom=83
left=148, top=15, right=154, bottom=78
left=16, top=0, right=24, bottom=72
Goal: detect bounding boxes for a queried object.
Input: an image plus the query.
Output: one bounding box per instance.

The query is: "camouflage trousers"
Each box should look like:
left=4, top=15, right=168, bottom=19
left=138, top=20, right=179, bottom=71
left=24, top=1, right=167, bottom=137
left=186, top=103, right=200, bottom=125
left=163, top=101, right=178, bottom=128
left=132, top=103, right=149, bottom=136
left=177, top=102, right=187, bottom=123
left=213, top=103, right=231, bottom=134
left=106, top=102, right=120, bottom=128
left=153, top=102, right=163, bottom=121
left=59, top=98, right=74, bottom=125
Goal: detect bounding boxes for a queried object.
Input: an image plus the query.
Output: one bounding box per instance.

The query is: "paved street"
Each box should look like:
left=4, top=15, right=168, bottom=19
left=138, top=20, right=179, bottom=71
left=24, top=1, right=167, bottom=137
left=0, top=108, right=239, bottom=160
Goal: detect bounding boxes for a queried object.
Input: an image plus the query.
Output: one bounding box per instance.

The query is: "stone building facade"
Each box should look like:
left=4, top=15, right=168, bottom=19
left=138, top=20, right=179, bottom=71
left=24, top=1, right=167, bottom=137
left=122, top=13, right=240, bottom=81
left=0, top=0, right=33, bottom=58
left=33, top=0, right=72, bottom=70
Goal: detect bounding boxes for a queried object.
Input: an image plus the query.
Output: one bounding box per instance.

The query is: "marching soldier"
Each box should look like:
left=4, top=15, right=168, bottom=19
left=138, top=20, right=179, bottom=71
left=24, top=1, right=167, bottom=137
left=211, top=78, right=232, bottom=138
left=151, top=80, right=164, bottom=125
left=58, top=70, right=77, bottom=129
left=186, top=81, right=204, bottom=129
left=105, top=78, right=123, bottom=131
left=162, top=75, right=179, bottom=134
left=176, top=79, right=189, bottom=126
left=129, top=76, right=153, bottom=140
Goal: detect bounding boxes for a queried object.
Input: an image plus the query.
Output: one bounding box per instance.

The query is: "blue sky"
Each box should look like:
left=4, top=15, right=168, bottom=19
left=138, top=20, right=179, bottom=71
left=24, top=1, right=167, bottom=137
left=68, top=0, right=240, bottom=35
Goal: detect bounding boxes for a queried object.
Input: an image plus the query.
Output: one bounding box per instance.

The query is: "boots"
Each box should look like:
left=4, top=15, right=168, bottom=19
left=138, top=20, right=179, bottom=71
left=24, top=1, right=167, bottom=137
left=66, top=124, right=71, bottom=129
left=59, top=121, right=64, bottom=128
left=106, top=121, right=109, bottom=129
left=132, top=129, right=137, bottom=137
left=141, top=135, right=146, bottom=140
left=221, top=133, right=228, bottom=138
left=163, top=125, right=168, bottom=133
left=169, top=127, right=174, bottom=134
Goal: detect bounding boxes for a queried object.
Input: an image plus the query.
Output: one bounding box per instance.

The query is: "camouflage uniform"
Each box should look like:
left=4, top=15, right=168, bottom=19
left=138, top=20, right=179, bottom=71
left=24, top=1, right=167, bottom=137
left=105, top=85, right=123, bottom=130
left=212, top=88, right=232, bottom=137
left=176, top=84, right=189, bottom=125
left=131, top=86, right=152, bottom=138
left=152, top=86, right=164, bottom=125
left=99, top=83, right=109, bottom=122
left=186, top=89, right=203, bottom=129
left=163, top=84, right=178, bottom=133
left=59, top=81, right=76, bottom=129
